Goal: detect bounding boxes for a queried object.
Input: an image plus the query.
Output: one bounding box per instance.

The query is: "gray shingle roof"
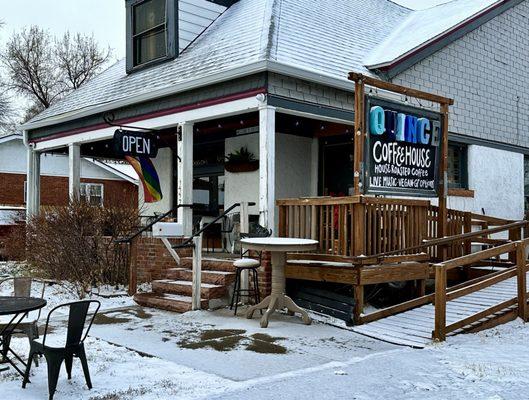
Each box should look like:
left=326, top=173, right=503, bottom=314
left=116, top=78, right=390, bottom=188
left=25, top=0, right=499, bottom=129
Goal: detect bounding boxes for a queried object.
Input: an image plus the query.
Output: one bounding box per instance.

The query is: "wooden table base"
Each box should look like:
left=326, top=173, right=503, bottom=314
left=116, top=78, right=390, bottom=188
left=246, top=252, right=312, bottom=328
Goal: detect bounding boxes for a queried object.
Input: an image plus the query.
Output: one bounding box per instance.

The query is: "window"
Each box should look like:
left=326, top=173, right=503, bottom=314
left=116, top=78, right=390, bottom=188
left=447, top=143, right=468, bottom=189
left=80, top=183, right=104, bottom=206
left=23, top=181, right=27, bottom=204
left=126, top=0, right=178, bottom=72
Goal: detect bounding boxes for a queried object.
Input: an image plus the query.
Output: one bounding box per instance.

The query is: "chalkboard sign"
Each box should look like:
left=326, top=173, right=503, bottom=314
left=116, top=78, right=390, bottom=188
left=113, top=129, right=158, bottom=158
left=364, top=97, right=442, bottom=197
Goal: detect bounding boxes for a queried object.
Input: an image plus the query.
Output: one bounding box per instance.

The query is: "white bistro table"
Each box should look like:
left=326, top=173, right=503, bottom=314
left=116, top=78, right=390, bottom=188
left=241, top=237, right=318, bottom=328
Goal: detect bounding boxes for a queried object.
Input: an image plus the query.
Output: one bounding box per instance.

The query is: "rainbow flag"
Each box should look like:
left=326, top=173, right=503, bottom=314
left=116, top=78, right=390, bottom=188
left=125, top=155, right=163, bottom=203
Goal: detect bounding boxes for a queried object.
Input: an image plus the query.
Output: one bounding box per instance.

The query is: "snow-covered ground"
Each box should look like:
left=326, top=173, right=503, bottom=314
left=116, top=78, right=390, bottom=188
left=1, top=263, right=529, bottom=399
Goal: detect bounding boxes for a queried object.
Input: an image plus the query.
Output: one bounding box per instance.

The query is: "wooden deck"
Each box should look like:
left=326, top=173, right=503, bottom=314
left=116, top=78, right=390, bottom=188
left=352, top=271, right=523, bottom=348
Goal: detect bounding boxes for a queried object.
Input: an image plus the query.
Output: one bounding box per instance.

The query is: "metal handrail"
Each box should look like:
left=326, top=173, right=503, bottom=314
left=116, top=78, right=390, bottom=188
left=173, top=202, right=256, bottom=249
left=114, top=204, right=194, bottom=244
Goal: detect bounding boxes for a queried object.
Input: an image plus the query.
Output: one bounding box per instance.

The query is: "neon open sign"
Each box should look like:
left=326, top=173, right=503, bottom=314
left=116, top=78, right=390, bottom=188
left=365, top=97, right=442, bottom=197
left=113, top=129, right=158, bottom=158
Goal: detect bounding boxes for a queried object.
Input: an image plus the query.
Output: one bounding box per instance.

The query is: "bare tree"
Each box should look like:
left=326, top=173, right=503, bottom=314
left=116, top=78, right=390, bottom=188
left=0, top=26, right=111, bottom=117
left=56, top=32, right=111, bottom=90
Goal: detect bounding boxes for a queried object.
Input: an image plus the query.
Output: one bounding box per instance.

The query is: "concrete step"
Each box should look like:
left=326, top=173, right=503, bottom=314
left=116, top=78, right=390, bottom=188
left=133, top=292, right=207, bottom=313
left=180, top=257, right=238, bottom=272
left=152, top=279, right=226, bottom=299
left=166, top=268, right=236, bottom=285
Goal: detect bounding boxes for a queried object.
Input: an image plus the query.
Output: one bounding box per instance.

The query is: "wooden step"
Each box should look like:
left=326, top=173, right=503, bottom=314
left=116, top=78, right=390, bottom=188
left=152, top=279, right=227, bottom=299
left=166, top=268, right=236, bottom=285
left=133, top=292, right=207, bottom=313
left=180, top=257, right=238, bottom=272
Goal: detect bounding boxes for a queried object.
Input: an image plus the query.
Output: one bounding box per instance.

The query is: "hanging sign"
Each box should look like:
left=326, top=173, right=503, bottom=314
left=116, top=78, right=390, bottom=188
left=364, top=97, right=442, bottom=197
left=113, top=129, right=158, bottom=158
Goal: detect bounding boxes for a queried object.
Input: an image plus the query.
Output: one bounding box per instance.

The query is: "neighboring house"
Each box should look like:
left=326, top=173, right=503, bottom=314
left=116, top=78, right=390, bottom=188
left=19, top=0, right=528, bottom=229
left=0, top=134, right=139, bottom=209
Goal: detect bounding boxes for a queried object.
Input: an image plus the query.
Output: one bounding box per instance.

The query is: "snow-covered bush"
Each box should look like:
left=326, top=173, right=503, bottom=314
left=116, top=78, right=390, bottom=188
left=25, top=200, right=139, bottom=298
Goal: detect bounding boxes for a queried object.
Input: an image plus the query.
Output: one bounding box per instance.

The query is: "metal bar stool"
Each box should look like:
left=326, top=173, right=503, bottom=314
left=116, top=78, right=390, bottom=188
left=230, top=224, right=272, bottom=315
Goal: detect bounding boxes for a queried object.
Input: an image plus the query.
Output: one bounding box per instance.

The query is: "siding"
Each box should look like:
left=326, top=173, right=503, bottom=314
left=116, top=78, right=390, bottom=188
left=179, top=0, right=226, bottom=51
left=392, top=1, right=529, bottom=148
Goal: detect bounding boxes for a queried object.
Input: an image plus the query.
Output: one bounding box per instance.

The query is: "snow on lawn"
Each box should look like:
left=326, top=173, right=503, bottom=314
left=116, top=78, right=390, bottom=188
left=1, top=334, right=233, bottom=400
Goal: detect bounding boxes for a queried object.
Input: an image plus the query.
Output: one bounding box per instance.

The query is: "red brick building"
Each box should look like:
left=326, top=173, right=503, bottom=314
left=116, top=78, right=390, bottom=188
left=0, top=134, right=139, bottom=210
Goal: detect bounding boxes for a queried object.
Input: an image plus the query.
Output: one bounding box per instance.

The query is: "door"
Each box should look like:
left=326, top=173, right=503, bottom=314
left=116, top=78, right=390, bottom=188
left=319, top=135, right=354, bottom=196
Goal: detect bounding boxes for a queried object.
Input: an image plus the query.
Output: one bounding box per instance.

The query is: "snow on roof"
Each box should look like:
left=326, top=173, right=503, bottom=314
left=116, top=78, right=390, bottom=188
left=85, top=158, right=139, bottom=185
left=24, top=0, right=502, bottom=130
left=365, top=0, right=500, bottom=69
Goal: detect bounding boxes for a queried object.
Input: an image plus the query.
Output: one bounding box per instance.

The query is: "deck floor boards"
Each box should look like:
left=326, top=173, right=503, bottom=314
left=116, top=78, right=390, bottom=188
left=353, top=273, right=523, bottom=348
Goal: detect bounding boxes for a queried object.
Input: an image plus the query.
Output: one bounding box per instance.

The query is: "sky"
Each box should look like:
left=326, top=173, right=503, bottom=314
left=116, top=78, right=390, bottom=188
left=0, top=0, right=126, bottom=118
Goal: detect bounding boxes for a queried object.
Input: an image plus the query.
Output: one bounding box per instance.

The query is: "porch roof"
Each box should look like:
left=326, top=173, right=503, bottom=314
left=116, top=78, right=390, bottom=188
left=22, top=0, right=503, bottom=131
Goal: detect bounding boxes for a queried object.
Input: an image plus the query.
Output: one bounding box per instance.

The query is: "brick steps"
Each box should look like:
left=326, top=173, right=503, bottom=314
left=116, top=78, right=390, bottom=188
left=134, top=254, right=239, bottom=313
left=166, top=268, right=236, bottom=285
left=133, top=293, right=208, bottom=313
left=180, top=257, right=237, bottom=272
left=152, top=279, right=227, bottom=299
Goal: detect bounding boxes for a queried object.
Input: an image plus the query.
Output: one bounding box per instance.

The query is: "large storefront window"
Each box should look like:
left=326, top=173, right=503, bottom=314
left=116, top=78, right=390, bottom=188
left=447, top=143, right=468, bottom=189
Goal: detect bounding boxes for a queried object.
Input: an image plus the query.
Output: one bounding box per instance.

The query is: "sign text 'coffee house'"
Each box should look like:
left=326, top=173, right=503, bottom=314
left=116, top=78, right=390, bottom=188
left=365, top=98, right=442, bottom=197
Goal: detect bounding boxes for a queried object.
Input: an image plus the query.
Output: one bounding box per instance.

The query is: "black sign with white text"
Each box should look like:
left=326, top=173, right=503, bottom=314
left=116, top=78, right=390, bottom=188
left=113, top=129, right=158, bottom=158
left=365, top=97, right=442, bottom=197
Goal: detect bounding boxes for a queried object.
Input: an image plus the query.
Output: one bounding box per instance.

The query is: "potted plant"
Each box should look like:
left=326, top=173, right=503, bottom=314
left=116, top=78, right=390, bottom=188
left=225, top=146, right=259, bottom=173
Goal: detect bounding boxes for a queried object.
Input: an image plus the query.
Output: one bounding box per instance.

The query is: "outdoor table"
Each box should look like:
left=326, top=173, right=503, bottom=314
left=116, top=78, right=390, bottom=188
left=242, top=237, right=318, bottom=328
left=0, top=296, right=47, bottom=377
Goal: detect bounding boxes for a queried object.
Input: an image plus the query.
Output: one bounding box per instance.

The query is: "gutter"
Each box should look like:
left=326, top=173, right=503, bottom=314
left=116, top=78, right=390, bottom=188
left=21, top=60, right=358, bottom=132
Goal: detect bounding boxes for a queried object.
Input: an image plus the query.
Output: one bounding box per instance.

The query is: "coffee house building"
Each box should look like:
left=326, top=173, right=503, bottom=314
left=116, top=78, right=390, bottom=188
left=21, top=0, right=529, bottom=233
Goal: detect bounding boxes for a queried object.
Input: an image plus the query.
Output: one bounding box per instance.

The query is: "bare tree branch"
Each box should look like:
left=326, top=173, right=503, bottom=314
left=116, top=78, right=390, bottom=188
left=55, top=32, right=112, bottom=90
left=0, top=26, right=112, bottom=117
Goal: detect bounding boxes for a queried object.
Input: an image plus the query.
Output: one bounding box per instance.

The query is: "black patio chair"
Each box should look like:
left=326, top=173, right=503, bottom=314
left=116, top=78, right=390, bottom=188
left=0, top=277, right=46, bottom=366
left=22, top=300, right=101, bottom=400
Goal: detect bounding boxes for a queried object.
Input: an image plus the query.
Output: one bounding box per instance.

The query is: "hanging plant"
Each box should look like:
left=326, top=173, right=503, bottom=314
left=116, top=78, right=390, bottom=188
left=225, top=146, right=259, bottom=173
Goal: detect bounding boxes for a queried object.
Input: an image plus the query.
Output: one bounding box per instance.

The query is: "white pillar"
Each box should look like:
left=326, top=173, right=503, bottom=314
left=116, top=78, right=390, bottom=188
left=68, top=143, right=81, bottom=201
left=259, top=104, right=276, bottom=231
left=26, top=148, right=41, bottom=219
left=177, top=122, right=194, bottom=236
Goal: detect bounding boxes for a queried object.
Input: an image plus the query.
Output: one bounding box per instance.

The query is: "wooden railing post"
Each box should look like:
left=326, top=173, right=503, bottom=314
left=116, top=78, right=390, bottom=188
left=128, top=237, right=138, bottom=296
left=516, top=241, right=527, bottom=321
left=434, top=264, right=447, bottom=341
left=278, top=204, right=286, bottom=237
left=509, top=227, right=522, bottom=263
left=192, top=234, right=203, bottom=311
left=463, top=212, right=472, bottom=256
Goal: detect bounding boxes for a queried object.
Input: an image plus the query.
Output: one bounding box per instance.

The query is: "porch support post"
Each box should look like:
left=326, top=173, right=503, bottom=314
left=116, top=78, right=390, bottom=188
left=353, top=78, right=365, bottom=195
left=26, top=148, right=41, bottom=219
left=258, top=103, right=276, bottom=231
left=438, top=103, right=449, bottom=258
left=68, top=143, right=81, bottom=201
left=178, top=122, right=194, bottom=236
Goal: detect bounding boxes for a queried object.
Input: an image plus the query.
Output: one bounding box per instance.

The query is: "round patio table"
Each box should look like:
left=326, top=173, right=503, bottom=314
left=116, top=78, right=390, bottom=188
left=0, top=296, right=47, bottom=377
left=242, top=237, right=318, bottom=328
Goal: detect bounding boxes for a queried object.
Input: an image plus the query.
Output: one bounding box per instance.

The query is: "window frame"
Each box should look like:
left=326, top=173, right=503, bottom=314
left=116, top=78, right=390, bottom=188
left=80, top=183, right=105, bottom=206
left=447, top=142, right=469, bottom=190
left=126, top=0, right=178, bottom=73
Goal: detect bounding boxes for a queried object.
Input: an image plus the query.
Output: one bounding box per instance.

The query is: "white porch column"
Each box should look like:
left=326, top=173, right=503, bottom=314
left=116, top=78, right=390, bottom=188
left=68, top=143, right=81, bottom=201
left=259, top=104, right=276, bottom=231
left=26, top=148, right=41, bottom=219
left=177, top=122, right=194, bottom=236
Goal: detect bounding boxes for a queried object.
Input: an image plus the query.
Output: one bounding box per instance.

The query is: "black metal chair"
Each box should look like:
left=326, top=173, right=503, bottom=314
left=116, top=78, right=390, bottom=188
left=0, top=277, right=46, bottom=366
left=230, top=224, right=272, bottom=315
left=22, top=300, right=101, bottom=400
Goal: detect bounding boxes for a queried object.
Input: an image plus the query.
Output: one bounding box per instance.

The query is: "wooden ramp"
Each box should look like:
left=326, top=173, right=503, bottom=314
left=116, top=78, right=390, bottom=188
left=352, top=272, right=522, bottom=348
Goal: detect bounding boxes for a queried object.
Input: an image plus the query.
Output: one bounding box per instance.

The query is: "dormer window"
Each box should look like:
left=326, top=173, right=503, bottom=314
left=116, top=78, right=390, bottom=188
left=126, top=0, right=178, bottom=73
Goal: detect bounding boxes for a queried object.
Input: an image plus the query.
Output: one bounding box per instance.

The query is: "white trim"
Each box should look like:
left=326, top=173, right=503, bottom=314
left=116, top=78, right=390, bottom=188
left=32, top=96, right=261, bottom=151
left=0, top=134, right=23, bottom=144
left=22, top=60, right=359, bottom=132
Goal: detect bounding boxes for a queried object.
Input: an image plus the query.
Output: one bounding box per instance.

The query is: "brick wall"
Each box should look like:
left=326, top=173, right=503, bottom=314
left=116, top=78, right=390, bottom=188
left=134, top=237, right=192, bottom=283
left=392, top=1, right=529, bottom=148
left=0, top=173, right=138, bottom=208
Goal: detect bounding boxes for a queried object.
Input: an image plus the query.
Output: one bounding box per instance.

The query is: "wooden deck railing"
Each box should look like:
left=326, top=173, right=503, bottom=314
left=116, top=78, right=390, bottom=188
left=433, top=236, right=529, bottom=341
left=277, top=195, right=494, bottom=259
